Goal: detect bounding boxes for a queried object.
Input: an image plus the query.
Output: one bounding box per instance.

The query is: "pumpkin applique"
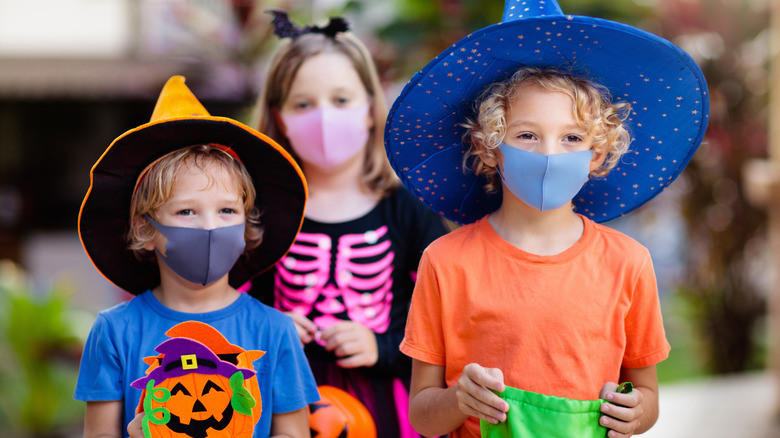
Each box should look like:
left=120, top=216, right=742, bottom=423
left=139, top=321, right=265, bottom=425
left=308, top=385, right=376, bottom=438
left=131, top=337, right=259, bottom=438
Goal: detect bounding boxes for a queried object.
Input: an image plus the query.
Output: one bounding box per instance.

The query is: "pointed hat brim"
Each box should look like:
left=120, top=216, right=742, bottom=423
left=78, top=76, right=307, bottom=294
left=385, top=2, right=709, bottom=224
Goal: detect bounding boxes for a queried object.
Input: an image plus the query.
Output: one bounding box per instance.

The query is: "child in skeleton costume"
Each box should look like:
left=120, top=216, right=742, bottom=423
left=74, top=76, right=319, bottom=438
left=247, top=12, right=449, bottom=438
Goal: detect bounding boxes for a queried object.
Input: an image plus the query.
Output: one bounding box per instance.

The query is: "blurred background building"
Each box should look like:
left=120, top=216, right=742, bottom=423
left=0, top=0, right=775, bottom=437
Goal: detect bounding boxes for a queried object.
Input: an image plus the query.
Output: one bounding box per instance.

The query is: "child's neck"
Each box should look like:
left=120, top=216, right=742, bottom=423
left=488, top=202, right=585, bottom=256
left=153, top=272, right=240, bottom=313
left=302, top=154, right=380, bottom=223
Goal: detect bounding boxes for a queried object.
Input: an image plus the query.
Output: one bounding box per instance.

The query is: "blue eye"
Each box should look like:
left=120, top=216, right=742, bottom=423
left=220, top=208, right=237, bottom=215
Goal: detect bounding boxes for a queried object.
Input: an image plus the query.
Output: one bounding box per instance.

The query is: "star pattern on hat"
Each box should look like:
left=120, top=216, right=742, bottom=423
left=386, top=13, right=708, bottom=224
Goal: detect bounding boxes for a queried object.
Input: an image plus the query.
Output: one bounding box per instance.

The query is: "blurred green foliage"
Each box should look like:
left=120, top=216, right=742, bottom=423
left=374, top=0, right=655, bottom=80
left=0, top=260, right=84, bottom=438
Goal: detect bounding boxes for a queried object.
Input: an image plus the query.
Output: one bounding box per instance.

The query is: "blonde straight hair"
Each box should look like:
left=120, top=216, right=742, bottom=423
left=127, top=145, right=264, bottom=258
left=257, top=32, right=398, bottom=196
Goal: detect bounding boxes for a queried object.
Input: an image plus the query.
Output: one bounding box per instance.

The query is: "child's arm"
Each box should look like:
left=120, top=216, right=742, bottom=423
left=270, top=407, right=311, bottom=438
left=83, top=400, right=123, bottom=438
left=598, top=364, right=660, bottom=437
left=408, top=359, right=509, bottom=437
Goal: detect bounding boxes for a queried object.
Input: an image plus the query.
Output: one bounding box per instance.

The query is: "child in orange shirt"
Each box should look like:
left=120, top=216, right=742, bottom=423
left=385, top=1, right=709, bottom=438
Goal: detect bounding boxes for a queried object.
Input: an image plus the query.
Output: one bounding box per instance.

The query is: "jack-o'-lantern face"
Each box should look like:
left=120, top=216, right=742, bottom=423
left=131, top=338, right=259, bottom=438
left=309, top=386, right=376, bottom=438
left=146, top=373, right=250, bottom=438
left=139, top=322, right=265, bottom=425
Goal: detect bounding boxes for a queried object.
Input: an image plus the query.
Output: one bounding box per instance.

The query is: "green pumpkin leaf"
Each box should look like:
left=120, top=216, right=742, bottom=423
left=229, top=371, right=256, bottom=416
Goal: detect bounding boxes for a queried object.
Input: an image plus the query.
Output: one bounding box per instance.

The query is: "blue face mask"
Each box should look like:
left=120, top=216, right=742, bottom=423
left=497, top=143, right=594, bottom=212
left=144, top=215, right=246, bottom=286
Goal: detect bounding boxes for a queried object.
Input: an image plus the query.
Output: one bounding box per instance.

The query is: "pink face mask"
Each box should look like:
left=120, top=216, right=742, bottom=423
left=280, top=104, right=371, bottom=168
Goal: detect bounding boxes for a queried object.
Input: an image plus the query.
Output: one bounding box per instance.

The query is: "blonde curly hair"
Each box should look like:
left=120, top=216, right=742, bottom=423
left=127, top=145, right=264, bottom=260
left=462, top=67, right=632, bottom=194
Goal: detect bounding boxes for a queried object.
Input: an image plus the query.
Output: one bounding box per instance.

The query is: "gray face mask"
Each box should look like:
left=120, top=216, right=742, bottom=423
left=144, top=215, right=246, bottom=286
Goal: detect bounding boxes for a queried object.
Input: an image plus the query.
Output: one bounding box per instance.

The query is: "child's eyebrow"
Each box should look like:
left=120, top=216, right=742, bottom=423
left=285, top=92, right=312, bottom=100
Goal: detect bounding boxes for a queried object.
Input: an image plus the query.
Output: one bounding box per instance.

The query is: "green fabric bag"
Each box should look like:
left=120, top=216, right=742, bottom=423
left=480, top=385, right=608, bottom=438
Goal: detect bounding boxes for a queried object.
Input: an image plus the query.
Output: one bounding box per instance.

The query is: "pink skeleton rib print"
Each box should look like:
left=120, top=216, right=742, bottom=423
left=274, top=226, right=394, bottom=343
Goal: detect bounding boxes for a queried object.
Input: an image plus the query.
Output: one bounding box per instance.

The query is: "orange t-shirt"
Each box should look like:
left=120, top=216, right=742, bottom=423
left=400, top=216, right=670, bottom=438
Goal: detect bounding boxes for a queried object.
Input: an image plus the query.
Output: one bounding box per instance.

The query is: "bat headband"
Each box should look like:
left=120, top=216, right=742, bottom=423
left=268, top=9, right=349, bottom=40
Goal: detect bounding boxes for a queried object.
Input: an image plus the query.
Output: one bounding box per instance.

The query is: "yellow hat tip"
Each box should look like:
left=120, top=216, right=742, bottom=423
left=149, top=75, right=211, bottom=122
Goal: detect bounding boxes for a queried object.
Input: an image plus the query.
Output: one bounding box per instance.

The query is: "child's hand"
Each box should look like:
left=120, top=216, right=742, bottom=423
left=599, top=382, right=644, bottom=438
left=320, top=321, right=378, bottom=368
left=455, top=363, right=509, bottom=424
left=127, top=412, right=144, bottom=438
left=284, top=311, right=318, bottom=344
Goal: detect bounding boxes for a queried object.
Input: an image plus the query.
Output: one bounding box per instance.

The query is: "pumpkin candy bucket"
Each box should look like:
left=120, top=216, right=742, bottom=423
left=308, top=385, right=376, bottom=438
left=131, top=337, right=259, bottom=438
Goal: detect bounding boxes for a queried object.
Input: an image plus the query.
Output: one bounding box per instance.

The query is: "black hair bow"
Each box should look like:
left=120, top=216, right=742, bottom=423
left=268, top=9, right=349, bottom=39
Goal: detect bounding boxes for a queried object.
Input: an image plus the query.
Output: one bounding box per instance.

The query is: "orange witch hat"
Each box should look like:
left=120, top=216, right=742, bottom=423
left=78, top=76, right=307, bottom=294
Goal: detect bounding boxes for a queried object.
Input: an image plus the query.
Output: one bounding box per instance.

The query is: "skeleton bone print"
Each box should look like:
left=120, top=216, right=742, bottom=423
left=274, top=226, right=394, bottom=342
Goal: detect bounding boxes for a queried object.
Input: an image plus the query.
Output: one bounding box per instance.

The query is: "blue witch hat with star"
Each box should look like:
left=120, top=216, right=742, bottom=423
left=385, top=0, right=709, bottom=224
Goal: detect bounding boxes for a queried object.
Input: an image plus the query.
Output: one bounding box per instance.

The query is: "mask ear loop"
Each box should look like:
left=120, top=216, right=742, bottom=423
left=495, top=166, right=506, bottom=182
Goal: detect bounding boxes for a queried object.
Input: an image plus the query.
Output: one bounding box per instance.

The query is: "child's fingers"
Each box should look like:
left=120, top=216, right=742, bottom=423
left=127, top=412, right=144, bottom=438
left=286, top=312, right=318, bottom=334
left=457, top=395, right=508, bottom=424
left=320, top=323, right=354, bottom=350
left=599, top=381, right=620, bottom=399
left=599, top=412, right=641, bottom=438
left=600, top=400, right=641, bottom=423
left=463, top=363, right=505, bottom=392
left=455, top=381, right=508, bottom=424
left=600, top=390, right=643, bottom=438
left=284, top=312, right=318, bottom=343
left=335, top=351, right=374, bottom=368
left=604, top=389, right=642, bottom=410
left=457, top=364, right=509, bottom=423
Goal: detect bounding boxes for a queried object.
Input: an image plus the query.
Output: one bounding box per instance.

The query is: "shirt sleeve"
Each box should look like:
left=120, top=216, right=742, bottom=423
left=622, top=251, right=671, bottom=368
left=271, top=316, right=320, bottom=413
left=73, top=313, right=124, bottom=401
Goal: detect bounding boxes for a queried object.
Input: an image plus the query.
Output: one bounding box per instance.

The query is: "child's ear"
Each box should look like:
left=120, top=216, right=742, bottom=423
left=132, top=215, right=157, bottom=251
left=589, top=148, right=608, bottom=173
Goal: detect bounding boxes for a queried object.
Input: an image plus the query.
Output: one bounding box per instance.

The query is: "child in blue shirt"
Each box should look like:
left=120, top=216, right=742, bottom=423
left=74, top=75, right=318, bottom=438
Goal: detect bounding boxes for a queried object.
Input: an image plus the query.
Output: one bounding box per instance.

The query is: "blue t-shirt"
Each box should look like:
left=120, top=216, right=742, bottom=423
left=74, top=291, right=319, bottom=437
